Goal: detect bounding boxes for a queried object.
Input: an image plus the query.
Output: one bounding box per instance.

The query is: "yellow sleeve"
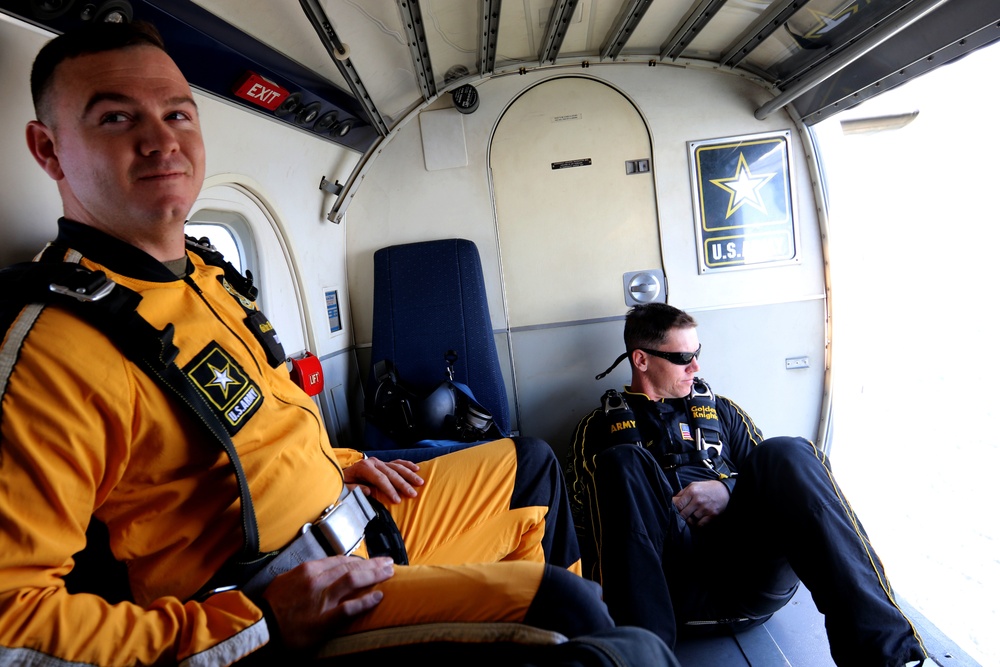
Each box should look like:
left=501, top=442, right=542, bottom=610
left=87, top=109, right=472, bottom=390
left=334, top=448, right=366, bottom=468
left=0, top=308, right=269, bottom=666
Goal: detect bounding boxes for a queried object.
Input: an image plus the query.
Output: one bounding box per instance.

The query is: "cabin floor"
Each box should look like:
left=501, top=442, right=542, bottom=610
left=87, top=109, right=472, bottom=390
left=674, top=585, right=980, bottom=666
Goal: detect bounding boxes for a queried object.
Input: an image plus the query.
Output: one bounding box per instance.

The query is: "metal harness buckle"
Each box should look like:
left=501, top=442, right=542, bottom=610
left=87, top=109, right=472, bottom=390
left=303, top=485, right=378, bottom=556
left=689, top=379, right=723, bottom=467
left=48, top=269, right=116, bottom=303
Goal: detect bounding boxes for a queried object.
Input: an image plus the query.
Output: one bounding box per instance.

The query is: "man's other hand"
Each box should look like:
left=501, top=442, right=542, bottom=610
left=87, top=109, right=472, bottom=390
left=262, top=555, right=395, bottom=649
left=672, top=480, right=730, bottom=527
left=343, top=457, right=424, bottom=503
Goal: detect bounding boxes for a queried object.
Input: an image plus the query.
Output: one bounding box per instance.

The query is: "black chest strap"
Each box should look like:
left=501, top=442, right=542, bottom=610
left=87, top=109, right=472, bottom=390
left=679, top=378, right=733, bottom=478
left=0, top=259, right=262, bottom=561
left=598, top=384, right=733, bottom=478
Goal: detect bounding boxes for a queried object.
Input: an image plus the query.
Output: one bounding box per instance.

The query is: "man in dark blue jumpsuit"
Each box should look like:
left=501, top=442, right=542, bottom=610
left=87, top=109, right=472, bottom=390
left=565, top=303, right=928, bottom=666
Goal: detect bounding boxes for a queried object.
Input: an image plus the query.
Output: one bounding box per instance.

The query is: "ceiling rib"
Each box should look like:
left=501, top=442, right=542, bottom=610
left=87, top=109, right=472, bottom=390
left=659, top=0, right=729, bottom=61
left=755, top=0, right=952, bottom=119
left=399, top=0, right=437, bottom=99
left=539, top=0, right=579, bottom=64
left=299, top=0, right=389, bottom=136
left=479, top=0, right=502, bottom=75
left=720, top=0, right=804, bottom=69
left=600, top=0, right=655, bottom=61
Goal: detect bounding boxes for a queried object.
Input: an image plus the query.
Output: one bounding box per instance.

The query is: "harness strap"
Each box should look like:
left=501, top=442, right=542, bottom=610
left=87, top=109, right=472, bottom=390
left=683, top=378, right=733, bottom=477
left=0, top=258, right=262, bottom=560
left=597, top=383, right=733, bottom=478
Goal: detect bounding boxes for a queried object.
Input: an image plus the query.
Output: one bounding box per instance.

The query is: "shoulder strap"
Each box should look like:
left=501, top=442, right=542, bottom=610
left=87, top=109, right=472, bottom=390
left=683, top=378, right=733, bottom=477
left=185, top=235, right=259, bottom=301
left=0, top=260, right=262, bottom=560
left=184, top=235, right=286, bottom=369
left=600, top=389, right=644, bottom=448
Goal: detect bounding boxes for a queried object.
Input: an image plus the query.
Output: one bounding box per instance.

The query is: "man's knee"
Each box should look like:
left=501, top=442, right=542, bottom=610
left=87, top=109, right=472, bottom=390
left=513, top=436, right=559, bottom=471
left=747, top=436, right=825, bottom=474
left=524, top=564, right=614, bottom=637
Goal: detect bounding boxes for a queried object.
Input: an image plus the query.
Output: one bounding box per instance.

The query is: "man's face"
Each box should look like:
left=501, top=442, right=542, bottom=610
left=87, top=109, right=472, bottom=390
left=634, top=326, right=701, bottom=400
left=30, top=45, right=205, bottom=248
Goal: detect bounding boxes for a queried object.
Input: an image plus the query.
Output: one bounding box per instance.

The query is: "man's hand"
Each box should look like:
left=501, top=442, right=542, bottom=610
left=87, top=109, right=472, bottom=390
left=343, top=457, right=424, bottom=503
left=262, top=555, right=395, bottom=649
left=672, top=480, right=730, bottom=527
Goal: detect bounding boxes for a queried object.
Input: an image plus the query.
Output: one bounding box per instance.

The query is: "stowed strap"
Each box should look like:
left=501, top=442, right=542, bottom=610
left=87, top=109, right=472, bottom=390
left=595, top=352, right=630, bottom=380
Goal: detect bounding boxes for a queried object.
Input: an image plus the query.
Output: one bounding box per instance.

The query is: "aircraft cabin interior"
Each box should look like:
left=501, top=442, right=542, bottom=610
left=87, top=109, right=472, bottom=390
left=1, top=0, right=997, bottom=665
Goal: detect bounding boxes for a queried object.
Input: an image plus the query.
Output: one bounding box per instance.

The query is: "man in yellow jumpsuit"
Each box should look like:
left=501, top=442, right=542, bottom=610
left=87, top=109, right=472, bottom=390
left=0, top=20, right=675, bottom=667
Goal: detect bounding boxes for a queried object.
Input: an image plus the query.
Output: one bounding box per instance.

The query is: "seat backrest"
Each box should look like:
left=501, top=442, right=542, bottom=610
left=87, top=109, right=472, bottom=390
left=364, top=238, right=509, bottom=448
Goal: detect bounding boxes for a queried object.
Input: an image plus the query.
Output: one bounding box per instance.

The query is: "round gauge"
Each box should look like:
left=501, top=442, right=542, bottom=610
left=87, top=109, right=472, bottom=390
left=315, top=111, right=339, bottom=132
left=296, top=102, right=322, bottom=127
left=451, top=84, right=479, bottom=114
left=274, top=92, right=301, bottom=117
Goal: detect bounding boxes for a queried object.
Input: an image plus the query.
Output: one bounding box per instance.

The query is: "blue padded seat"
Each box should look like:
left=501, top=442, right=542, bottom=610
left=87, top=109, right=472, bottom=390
left=364, top=239, right=510, bottom=449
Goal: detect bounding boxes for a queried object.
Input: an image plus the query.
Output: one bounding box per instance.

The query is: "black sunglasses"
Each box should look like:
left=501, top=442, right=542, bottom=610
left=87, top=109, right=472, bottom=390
left=637, top=344, right=701, bottom=366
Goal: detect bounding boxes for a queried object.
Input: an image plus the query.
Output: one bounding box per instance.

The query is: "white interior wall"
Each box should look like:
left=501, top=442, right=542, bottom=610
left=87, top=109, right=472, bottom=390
left=195, top=95, right=357, bottom=361
left=344, top=62, right=827, bottom=446
left=0, top=17, right=62, bottom=267
left=347, top=63, right=824, bottom=342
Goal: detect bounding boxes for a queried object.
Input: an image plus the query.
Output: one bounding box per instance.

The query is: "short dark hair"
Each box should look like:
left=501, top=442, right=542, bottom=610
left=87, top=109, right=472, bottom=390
left=30, top=20, right=166, bottom=122
left=624, top=303, right=697, bottom=351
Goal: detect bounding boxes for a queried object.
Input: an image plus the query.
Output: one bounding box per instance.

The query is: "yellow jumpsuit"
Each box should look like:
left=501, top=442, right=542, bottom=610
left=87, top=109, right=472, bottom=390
left=0, top=219, right=592, bottom=666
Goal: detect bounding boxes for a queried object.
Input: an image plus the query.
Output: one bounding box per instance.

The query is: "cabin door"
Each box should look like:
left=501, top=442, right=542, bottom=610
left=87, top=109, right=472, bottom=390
left=490, top=76, right=661, bottom=451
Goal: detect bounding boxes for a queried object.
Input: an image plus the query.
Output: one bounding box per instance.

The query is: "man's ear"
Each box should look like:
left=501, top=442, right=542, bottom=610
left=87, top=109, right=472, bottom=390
left=26, top=121, right=64, bottom=181
left=631, top=349, right=648, bottom=372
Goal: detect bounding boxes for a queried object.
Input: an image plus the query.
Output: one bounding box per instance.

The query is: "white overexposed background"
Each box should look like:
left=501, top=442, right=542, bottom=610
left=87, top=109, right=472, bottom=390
left=812, top=42, right=1000, bottom=667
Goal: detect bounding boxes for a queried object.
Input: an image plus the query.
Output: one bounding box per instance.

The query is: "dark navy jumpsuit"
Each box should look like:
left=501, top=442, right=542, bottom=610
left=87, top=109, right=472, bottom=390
left=565, top=386, right=927, bottom=666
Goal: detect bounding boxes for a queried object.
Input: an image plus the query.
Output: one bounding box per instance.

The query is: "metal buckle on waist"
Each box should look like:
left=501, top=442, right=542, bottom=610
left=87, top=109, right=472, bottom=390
left=304, top=486, right=378, bottom=556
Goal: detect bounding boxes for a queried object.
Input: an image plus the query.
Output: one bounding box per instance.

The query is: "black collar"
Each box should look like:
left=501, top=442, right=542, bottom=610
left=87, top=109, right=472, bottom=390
left=54, top=218, right=186, bottom=283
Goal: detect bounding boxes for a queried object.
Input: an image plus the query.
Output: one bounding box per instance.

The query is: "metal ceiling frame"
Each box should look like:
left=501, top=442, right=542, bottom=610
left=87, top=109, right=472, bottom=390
left=659, top=0, right=728, bottom=61
left=539, top=0, right=579, bottom=65
left=299, top=0, right=390, bottom=137
left=479, top=0, right=502, bottom=75
left=398, top=0, right=437, bottom=100
left=600, top=0, right=655, bottom=62
left=720, top=0, right=803, bottom=70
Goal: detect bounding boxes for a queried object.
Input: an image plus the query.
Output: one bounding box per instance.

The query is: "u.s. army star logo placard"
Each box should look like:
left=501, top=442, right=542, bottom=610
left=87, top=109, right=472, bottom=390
left=185, top=343, right=263, bottom=433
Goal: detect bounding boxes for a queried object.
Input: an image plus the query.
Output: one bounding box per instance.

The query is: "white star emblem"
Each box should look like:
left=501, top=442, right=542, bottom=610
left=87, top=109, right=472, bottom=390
left=709, top=152, right=777, bottom=219
left=206, top=363, right=238, bottom=398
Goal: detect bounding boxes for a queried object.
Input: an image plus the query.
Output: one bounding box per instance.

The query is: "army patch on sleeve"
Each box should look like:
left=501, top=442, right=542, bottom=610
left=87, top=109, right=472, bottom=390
left=185, top=343, right=263, bottom=434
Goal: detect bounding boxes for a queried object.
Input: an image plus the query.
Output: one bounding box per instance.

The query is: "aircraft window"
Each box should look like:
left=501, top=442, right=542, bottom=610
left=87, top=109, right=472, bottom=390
left=186, top=210, right=257, bottom=279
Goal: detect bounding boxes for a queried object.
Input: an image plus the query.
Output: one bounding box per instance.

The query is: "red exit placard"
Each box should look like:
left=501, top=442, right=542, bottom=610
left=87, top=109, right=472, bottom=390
left=232, top=72, right=289, bottom=111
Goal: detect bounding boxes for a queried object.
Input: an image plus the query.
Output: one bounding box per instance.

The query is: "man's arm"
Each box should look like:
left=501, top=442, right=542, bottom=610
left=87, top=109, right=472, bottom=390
left=717, top=394, right=764, bottom=468
left=669, top=394, right=762, bottom=527
left=668, top=394, right=764, bottom=527
left=0, top=309, right=266, bottom=666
